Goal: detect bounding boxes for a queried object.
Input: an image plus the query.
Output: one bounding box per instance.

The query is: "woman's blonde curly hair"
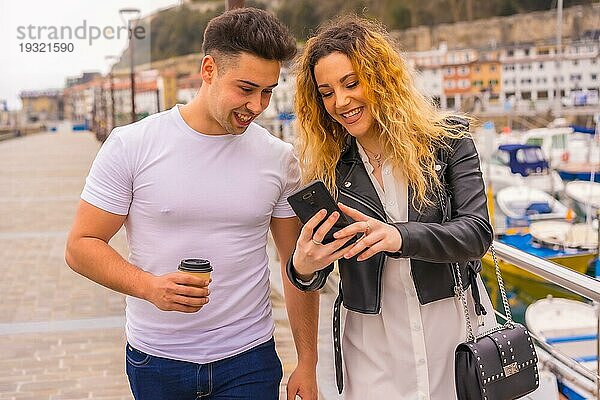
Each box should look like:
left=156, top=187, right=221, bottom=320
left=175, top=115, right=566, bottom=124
left=294, top=15, right=468, bottom=207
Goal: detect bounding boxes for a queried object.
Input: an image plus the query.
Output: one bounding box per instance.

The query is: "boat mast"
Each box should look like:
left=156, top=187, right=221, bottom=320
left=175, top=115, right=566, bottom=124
left=554, top=0, right=563, bottom=119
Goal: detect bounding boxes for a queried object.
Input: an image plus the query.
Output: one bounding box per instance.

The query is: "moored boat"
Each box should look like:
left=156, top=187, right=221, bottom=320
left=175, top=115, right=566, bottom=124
left=526, top=297, right=598, bottom=399
left=481, top=221, right=597, bottom=307
left=565, top=181, right=600, bottom=217
left=556, top=165, right=600, bottom=183
left=484, top=144, right=564, bottom=195
left=496, top=186, right=569, bottom=222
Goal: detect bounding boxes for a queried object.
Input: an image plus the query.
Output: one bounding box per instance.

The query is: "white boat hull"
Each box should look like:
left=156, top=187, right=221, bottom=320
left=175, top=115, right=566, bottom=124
left=496, top=186, right=569, bottom=221
left=526, top=298, right=599, bottom=399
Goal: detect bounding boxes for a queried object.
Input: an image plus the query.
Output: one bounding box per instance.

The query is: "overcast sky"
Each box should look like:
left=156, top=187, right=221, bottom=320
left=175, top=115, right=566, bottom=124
left=1, top=0, right=180, bottom=110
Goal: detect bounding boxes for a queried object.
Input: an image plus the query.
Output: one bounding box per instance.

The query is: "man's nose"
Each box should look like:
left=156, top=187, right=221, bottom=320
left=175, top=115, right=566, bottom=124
left=246, top=93, right=264, bottom=115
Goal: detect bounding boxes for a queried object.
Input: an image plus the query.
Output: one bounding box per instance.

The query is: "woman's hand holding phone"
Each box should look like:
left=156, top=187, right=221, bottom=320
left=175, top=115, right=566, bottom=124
left=292, top=209, right=356, bottom=279
left=288, top=180, right=402, bottom=277
left=292, top=202, right=403, bottom=280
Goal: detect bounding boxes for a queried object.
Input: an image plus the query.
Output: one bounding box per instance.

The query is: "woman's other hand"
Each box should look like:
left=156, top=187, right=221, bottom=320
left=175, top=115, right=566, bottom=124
left=292, top=209, right=355, bottom=279
left=334, top=203, right=402, bottom=261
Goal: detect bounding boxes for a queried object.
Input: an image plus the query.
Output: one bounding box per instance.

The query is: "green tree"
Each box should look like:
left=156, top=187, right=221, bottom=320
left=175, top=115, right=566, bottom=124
left=277, top=0, right=321, bottom=40
left=387, top=4, right=412, bottom=30
left=149, top=5, right=223, bottom=62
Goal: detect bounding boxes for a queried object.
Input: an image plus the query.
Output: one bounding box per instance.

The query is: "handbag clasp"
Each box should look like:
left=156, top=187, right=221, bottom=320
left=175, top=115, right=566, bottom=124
left=503, top=362, right=519, bottom=377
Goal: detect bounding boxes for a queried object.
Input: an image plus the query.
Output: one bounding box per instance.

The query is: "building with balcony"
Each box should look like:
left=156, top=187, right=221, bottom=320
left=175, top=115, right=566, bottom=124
left=406, top=44, right=446, bottom=107
left=19, top=89, right=63, bottom=122
left=470, top=50, right=502, bottom=106
left=499, top=40, right=599, bottom=111
left=442, top=49, right=477, bottom=110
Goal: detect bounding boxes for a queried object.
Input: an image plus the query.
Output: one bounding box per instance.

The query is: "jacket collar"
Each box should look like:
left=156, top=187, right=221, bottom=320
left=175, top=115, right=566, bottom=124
left=339, top=135, right=361, bottom=164
left=337, top=136, right=448, bottom=223
left=337, top=137, right=386, bottom=219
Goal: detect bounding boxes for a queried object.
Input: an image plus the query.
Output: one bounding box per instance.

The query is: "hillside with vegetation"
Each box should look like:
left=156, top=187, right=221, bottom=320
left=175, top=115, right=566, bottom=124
left=135, top=0, right=598, bottom=64
left=278, top=0, right=597, bottom=39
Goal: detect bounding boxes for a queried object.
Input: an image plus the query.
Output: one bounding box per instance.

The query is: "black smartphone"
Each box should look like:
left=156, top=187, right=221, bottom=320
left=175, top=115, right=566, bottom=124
left=287, top=180, right=353, bottom=244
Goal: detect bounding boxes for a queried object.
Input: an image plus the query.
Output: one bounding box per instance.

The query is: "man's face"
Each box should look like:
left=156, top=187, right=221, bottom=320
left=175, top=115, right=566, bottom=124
left=206, top=52, right=280, bottom=135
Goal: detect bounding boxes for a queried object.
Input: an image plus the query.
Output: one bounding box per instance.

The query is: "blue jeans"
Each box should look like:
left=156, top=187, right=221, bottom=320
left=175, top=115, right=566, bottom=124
left=126, top=338, right=283, bottom=400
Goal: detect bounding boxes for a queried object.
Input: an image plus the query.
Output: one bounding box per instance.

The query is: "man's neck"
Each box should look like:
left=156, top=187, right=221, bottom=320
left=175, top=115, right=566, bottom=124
left=179, top=93, right=224, bottom=135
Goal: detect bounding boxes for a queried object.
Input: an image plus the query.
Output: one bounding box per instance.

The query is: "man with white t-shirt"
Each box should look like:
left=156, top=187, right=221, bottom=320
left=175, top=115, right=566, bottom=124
left=65, top=8, right=319, bottom=400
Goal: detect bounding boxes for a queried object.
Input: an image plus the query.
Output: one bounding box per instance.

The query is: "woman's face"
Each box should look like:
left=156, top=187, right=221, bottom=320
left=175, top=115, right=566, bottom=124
left=313, top=52, right=375, bottom=140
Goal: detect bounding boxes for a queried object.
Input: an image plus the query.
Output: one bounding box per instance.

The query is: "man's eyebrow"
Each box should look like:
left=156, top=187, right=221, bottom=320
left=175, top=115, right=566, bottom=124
left=237, top=79, right=278, bottom=88
left=317, top=72, right=356, bottom=88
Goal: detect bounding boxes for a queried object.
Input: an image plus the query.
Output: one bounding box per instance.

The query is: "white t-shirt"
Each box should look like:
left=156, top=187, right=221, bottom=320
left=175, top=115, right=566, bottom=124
left=81, top=105, right=299, bottom=363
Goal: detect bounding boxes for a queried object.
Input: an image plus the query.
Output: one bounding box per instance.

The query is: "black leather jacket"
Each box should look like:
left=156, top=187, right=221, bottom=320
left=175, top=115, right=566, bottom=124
left=288, top=131, right=493, bottom=311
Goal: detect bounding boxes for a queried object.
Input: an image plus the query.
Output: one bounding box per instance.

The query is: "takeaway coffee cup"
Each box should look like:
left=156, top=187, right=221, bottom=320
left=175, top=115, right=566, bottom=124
left=178, top=258, right=213, bottom=282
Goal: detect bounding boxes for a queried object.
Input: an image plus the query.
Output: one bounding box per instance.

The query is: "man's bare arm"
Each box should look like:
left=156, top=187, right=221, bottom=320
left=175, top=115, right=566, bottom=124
left=270, top=216, right=319, bottom=400
left=65, top=199, right=209, bottom=313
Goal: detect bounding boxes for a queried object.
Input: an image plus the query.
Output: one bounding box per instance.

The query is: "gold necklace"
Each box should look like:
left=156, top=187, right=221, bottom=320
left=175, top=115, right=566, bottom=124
left=362, top=146, right=383, bottom=168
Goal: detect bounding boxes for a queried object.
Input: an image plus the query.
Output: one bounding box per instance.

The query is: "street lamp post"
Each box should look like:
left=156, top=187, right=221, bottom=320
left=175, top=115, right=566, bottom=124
left=105, top=55, right=119, bottom=130
left=119, top=8, right=141, bottom=124
left=554, top=0, right=563, bottom=118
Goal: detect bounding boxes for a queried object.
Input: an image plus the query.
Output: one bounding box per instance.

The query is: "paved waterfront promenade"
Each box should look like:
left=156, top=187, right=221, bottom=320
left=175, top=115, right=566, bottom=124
left=0, top=125, right=338, bottom=400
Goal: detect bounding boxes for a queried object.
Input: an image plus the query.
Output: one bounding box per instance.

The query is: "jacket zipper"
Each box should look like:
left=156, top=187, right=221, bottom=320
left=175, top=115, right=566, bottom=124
left=339, top=188, right=387, bottom=221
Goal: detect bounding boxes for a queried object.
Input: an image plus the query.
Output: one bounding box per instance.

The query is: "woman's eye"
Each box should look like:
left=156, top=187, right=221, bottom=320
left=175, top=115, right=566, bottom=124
left=320, top=92, right=333, bottom=98
left=347, top=81, right=359, bottom=88
left=241, top=87, right=252, bottom=93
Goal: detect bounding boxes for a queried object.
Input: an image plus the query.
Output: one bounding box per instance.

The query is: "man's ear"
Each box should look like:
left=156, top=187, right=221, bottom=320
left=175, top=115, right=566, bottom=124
left=201, top=55, right=217, bottom=83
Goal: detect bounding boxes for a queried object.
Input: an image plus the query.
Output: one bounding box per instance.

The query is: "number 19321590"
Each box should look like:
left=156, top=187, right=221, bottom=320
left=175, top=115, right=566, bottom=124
left=19, top=42, right=74, bottom=53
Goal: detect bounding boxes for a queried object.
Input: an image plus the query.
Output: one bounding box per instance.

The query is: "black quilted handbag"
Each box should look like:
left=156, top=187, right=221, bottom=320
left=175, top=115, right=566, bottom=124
left=454, top=245, right=539, bottom=400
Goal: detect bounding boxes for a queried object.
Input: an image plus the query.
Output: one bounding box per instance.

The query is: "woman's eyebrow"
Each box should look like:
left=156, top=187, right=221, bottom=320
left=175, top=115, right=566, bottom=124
left=317, top=72, right=355, bottom=89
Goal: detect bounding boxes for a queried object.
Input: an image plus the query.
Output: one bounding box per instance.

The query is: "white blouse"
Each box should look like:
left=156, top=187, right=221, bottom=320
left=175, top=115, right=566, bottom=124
left=341, top=144, right=497, bottom=400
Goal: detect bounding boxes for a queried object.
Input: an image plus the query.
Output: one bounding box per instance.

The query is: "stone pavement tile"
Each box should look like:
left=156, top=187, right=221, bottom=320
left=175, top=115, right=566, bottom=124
left=0, top=201, right=79, bottom=232
left=0, top=383, right=18, bottom=393
left=0, top=233, right=127, bottom=323
left=0, top=393, right=38, bottom=399
left=0, top=178, right=84, bottom=198
left=0, top=329, right=131, bottom=399
left=49, top=393, right=93, bottom=400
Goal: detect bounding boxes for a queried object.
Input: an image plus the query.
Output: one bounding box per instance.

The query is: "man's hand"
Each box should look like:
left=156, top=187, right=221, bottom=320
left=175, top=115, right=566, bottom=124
left=286, top=361, right=318, bottom=400
left=144, top=272, right=211, bottom=313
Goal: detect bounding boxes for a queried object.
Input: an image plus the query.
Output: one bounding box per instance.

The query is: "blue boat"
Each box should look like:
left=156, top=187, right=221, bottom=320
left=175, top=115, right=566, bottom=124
left=556, top=169, right=600, bottom=183
left=485, top=144, right=564, bottom=194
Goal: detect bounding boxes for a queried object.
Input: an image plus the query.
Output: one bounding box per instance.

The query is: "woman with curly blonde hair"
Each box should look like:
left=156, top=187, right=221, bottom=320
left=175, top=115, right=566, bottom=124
left=285, top=15, right=497, bottom=399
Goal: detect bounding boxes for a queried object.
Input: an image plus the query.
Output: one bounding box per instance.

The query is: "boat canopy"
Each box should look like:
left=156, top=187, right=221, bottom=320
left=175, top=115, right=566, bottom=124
left=497, top=144, right=548, bottom=176
left=570, top=125, right=596, bottom=135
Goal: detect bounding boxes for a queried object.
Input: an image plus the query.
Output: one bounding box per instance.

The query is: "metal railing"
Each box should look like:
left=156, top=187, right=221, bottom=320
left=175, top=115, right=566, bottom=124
left=493, top=240, right=600, bottom=398
left=494, top=241, right=600, bottom=302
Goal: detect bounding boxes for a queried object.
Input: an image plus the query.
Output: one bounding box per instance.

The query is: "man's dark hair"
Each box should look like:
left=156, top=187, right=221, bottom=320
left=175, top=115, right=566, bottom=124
left=202, top=7, right=297, bottom=62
